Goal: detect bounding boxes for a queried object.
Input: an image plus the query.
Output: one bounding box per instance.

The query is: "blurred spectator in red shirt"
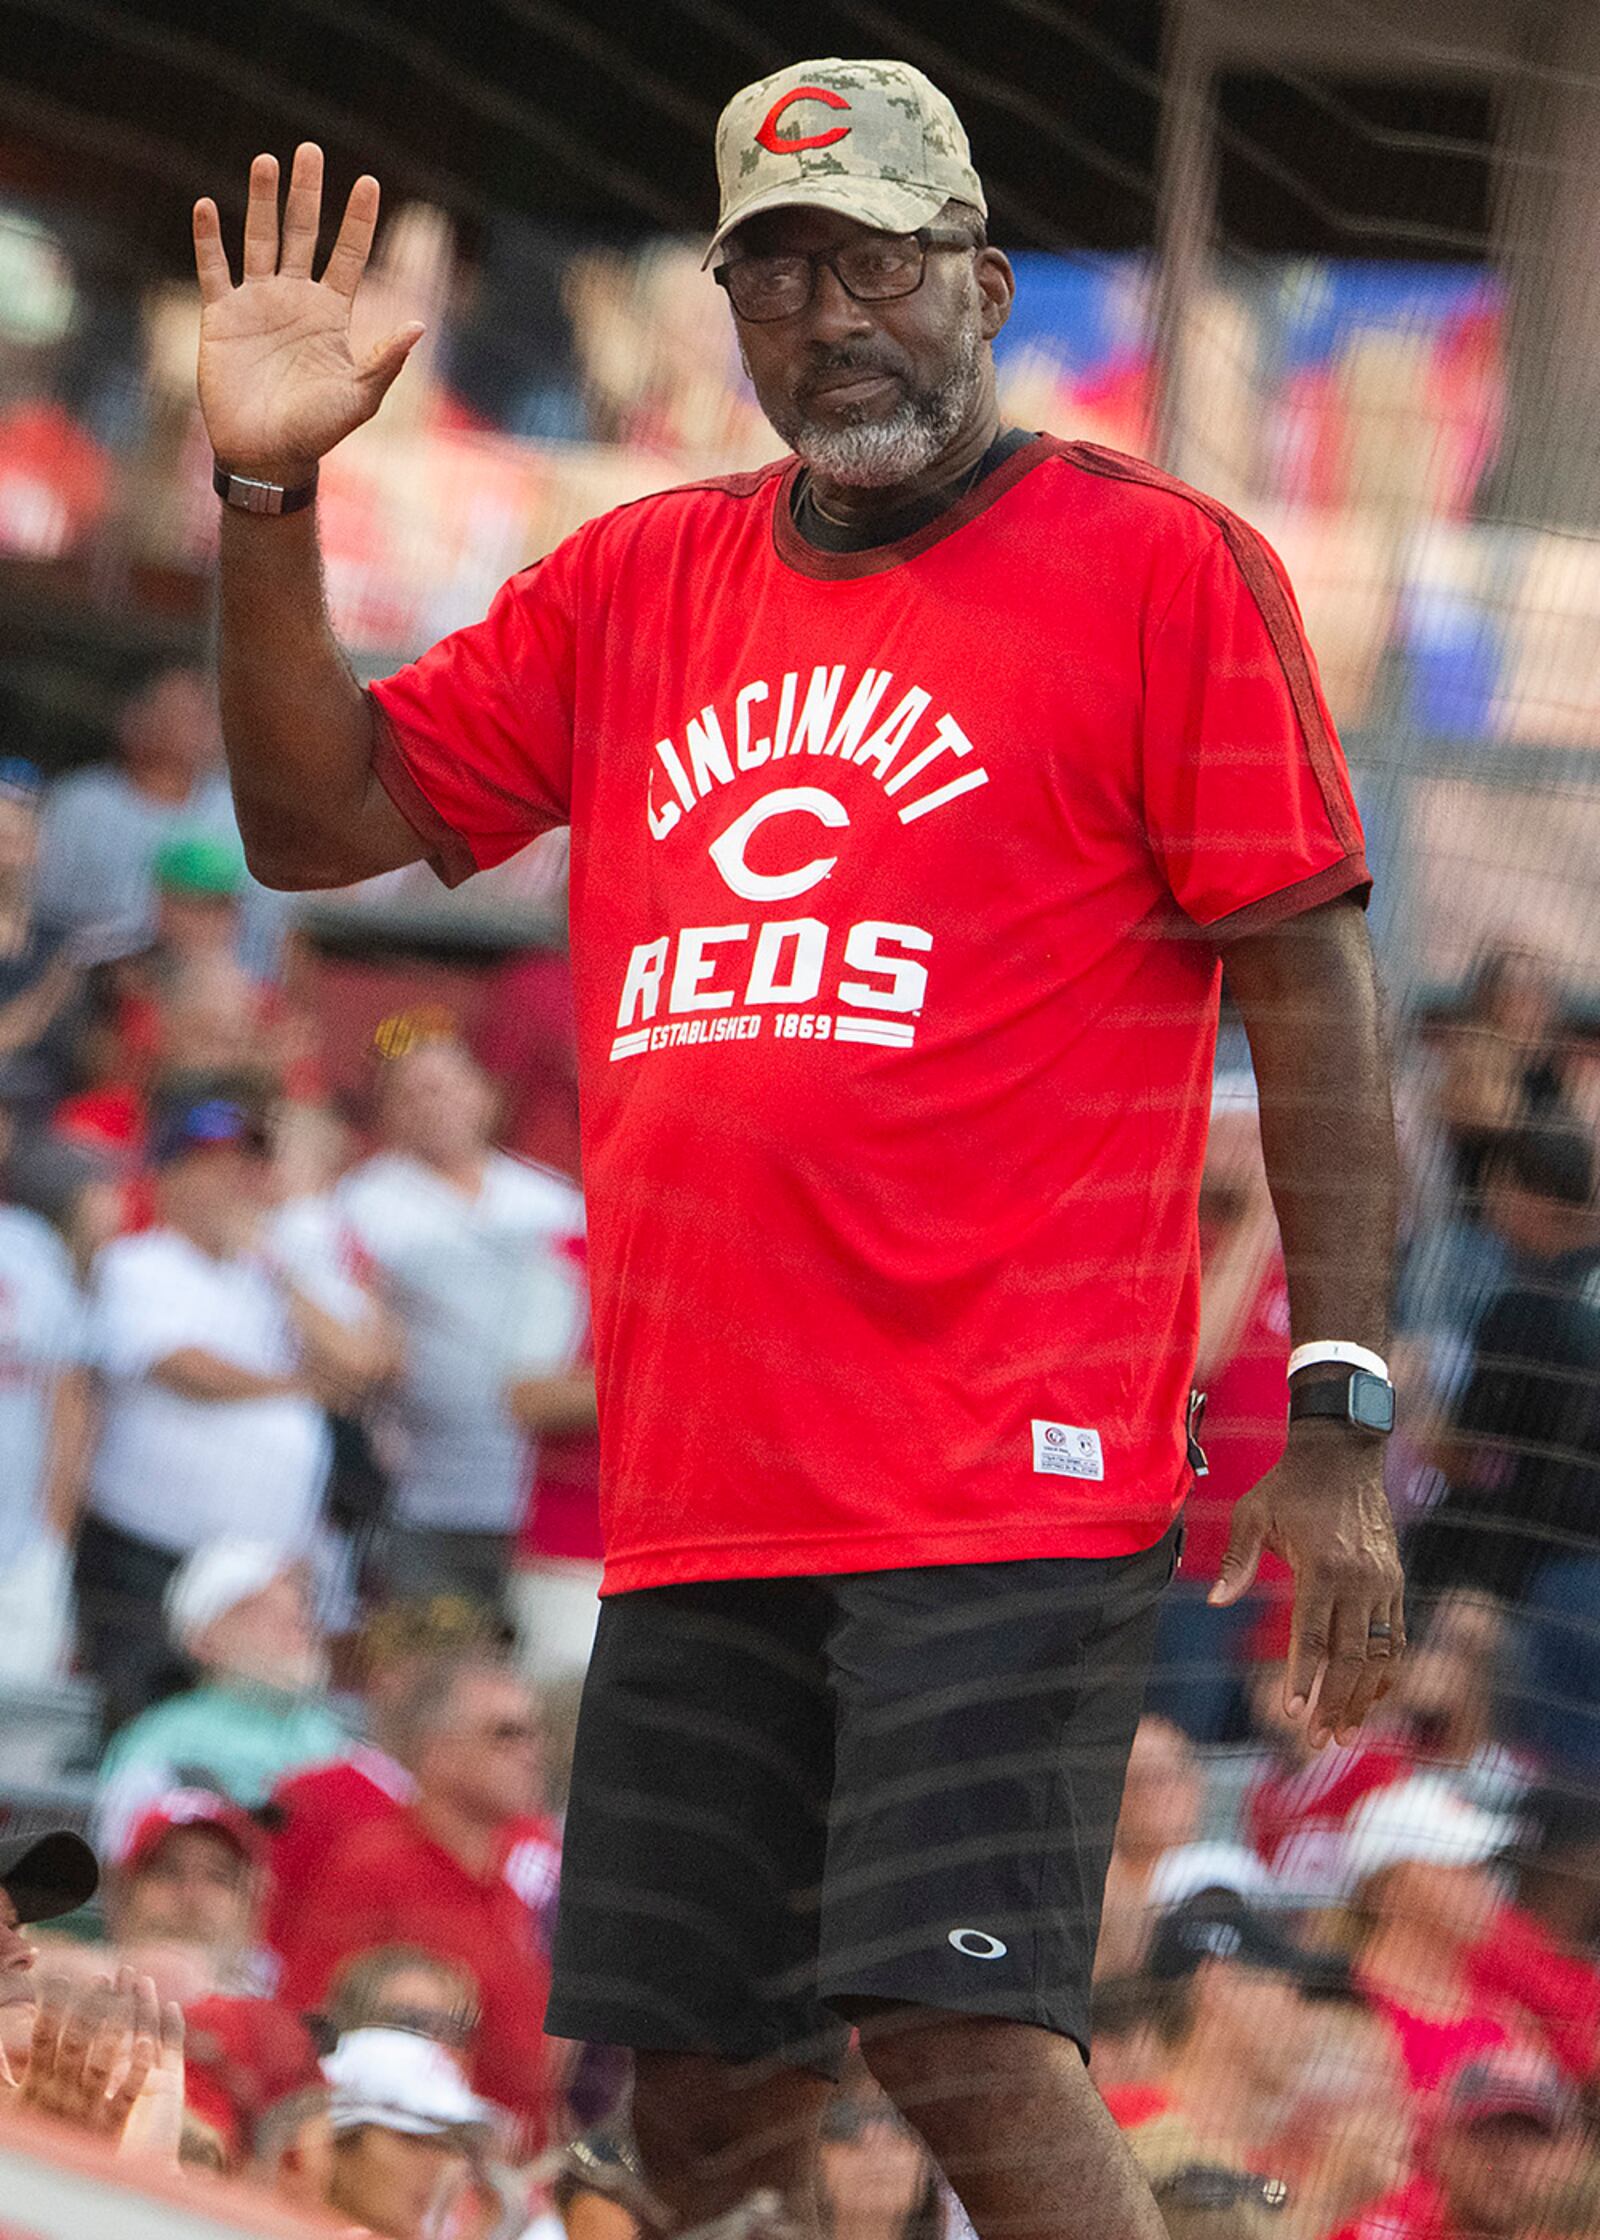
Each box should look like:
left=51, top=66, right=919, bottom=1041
left=1244, top=1657, right=1410, bottom=1901
left=102, top=1788, right=271, bottom=2005
left=182, top=1991, right=331, bottom=2204
left=277, top=1653, right=560, bottom=2150
left=1333, top=2046, right=1588, bottom=2240
left=265, top=1594, right=506, bottom=1960
left=0, top=399, right=110, bottom=560
left=1147, top=1076, right=1293, bottom=1743
left=1343, top=1776, right=1529, bottom=2094
left=1458, top=1787, right=1600, bottom=2093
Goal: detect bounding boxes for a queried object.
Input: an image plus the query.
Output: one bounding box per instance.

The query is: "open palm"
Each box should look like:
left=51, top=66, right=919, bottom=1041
left=194, top=142, right=424, bottom=483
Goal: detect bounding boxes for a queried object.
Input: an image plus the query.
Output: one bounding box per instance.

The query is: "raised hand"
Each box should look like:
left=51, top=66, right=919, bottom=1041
left=193, top=142, right=426, bottom=484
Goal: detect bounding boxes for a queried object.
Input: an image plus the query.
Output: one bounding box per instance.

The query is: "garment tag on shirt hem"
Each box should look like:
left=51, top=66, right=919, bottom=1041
left=1031, top=1419, right=1104, bottom=1479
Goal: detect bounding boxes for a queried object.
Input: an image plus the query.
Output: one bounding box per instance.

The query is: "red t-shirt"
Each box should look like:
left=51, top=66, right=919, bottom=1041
left=1466, top=1904, right=1600, bottom=2083
left=1357, top=1978, right=1513, bottom=2095
left=1181, top=1249, right=1294, bottom=1581
left=370, top=436, right=1369, bottom=1594
left=264, top=1746, right=412, bottom=1959
left=275, top=1805, right=558, bottom=2150
left=1247, top=1742, right=1410, bottom=1889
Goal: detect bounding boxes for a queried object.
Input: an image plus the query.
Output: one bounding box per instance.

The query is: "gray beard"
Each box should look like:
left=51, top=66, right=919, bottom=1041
left=762, top=325, right=985, bottom=489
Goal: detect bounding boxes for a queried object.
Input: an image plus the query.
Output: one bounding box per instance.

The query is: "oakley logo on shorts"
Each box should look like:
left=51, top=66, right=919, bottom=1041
left=948, top=1928, right=1008, bottom=1960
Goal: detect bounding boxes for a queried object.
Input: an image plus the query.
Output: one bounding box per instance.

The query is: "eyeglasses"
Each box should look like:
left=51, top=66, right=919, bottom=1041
left=713, top=226, right=974, bottom=323
left=478, top=1720, right=541, bottom=1748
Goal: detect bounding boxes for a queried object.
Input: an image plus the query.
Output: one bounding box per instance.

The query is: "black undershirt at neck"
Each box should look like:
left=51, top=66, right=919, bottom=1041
left=792, top=427, right=1036, bottom=554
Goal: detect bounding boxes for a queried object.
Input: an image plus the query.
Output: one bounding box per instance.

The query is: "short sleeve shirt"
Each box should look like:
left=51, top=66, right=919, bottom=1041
left=369, top=437, right=1369, bottom=1592
left=335, top=1152, right=587, bottom=1531
left=87, top=1227, right=331, bottom=1554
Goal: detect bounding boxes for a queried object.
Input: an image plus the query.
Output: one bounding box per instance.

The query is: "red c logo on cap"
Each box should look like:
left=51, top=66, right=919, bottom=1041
left=755, top=85, right=852, bottom=155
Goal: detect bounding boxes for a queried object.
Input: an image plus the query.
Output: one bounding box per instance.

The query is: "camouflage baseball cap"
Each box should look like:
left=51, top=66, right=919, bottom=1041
left=705, top=58, right=986, bottom=268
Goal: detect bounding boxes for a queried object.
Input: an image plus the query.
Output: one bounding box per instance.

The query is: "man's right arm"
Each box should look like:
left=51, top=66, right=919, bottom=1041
left=218, top=505, right=426, bottom=890
left=195, top=143, right=434, bottom=891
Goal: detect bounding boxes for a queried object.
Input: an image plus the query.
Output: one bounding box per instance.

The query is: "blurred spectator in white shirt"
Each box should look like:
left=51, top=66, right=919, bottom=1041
left=77, top=1094, right=388, bottom=1721
left=0, top=1109, right=89, bottom=1683
left=338, top=1038, right=587, bottom=1612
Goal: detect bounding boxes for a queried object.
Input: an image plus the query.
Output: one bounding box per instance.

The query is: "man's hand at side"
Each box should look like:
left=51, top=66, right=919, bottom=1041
left=1211, top=1428, right=1406, bottom=1747
left=1219, top=896, right=1405, bottom=1747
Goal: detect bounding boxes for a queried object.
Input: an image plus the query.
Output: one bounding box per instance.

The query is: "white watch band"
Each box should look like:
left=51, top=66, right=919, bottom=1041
left=1287, top=1340, right=1391, bottom=1382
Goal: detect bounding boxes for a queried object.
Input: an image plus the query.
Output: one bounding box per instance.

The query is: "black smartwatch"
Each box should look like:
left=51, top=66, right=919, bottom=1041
left=1288, top=1368, right=1396, bottom=1435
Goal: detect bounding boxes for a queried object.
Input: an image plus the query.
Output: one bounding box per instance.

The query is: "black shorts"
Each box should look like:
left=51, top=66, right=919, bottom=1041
left=546, top=1528, right=1176, bottom=2075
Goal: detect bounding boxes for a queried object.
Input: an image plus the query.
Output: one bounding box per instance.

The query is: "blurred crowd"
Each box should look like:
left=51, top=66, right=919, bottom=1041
left=1, top=661, right=1600, bottom=2238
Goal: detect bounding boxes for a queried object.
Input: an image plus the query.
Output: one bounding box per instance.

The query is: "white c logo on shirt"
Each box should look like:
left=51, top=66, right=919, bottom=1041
left=708, top=787, right=850, bottom=901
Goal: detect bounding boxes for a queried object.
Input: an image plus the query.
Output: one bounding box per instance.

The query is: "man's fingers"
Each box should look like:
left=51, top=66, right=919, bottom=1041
left=241, top=152, right=281, bottom=280
left=159, top=1999, right=185, bottom=2065
left=278, top=142, right=324, bottom=278
left=1338, top=1588, right=1409, bottom=1734
left=1209, top=1508, right=1264, bottom=1608
left=192, top=199, right=233, bottom=306
left=1332, top=1632, right=1390, bottom=1742
left=322, top=173, right=382, bottom=298
left=356, top=322, right=427, bottom=406
left=1285, top=1588, right=1332, bottom=1718
left=1314, top=1595, right=1384, bottom=1742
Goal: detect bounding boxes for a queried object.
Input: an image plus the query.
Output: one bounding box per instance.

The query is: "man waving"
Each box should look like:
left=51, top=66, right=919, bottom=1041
left=194, top=57, right=1403, bottom=2240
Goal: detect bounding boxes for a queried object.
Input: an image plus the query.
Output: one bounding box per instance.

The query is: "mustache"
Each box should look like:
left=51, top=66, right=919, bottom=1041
left=792, top=345, right=910, bottom=399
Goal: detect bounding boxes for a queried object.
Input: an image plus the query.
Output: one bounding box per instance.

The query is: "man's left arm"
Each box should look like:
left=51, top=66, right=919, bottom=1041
left=1211, top=894, right=1406, bottom=1745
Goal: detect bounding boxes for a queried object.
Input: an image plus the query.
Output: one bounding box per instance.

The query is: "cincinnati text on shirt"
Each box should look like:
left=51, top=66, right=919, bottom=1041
left=644, top=664, right=988, bottom=841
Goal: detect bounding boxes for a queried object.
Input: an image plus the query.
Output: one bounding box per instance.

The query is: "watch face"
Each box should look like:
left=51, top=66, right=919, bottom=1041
left=1350, top=1371, right=1396, bottom=1433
